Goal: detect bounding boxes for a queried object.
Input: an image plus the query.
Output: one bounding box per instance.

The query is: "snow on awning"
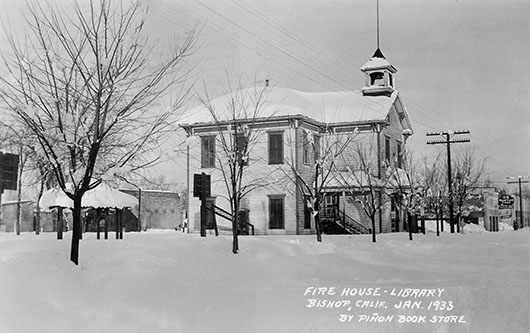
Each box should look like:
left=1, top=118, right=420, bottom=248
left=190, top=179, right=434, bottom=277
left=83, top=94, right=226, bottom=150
left=81, top=183, right=138, bottom=209
left=39, top=182, right=138, bottom=210
left=39, top=188, right=74, bottom=209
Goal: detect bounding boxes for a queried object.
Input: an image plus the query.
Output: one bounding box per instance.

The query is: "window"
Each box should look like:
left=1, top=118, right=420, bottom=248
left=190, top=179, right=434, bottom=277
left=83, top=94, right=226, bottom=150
left=269, top=195, right=285, bottom=229
left=384, top=136, right=391, bottom=164
left=396, top=141, right=402, bottom=168
left=201, top=136, right=216, bottom=168
left=303, top=131, right=310, bottom=165
left=235, top=134, right=249, bottom=166
left=268, top=132, right=283, bottom=164
left=314, top=135, right=321, bottom=162
left=304, top=195, right=312, bottom=229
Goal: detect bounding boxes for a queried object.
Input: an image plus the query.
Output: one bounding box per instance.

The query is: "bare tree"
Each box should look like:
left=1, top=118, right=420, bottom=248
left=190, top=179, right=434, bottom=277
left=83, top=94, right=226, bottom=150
left=420, top=153, right=448, bottom=233
left=336, top=141, right=386, bottom=243
left=193, top=79, right=275, bottom=253
left=0, top=0, right=198, bottom=264
left=452, top=148, right=486, bottom=229
left=386, top=149, right=424, bottom=240
left=283, top=126, right=358, bottom=242
left=0, top=120, right=51, bottom=235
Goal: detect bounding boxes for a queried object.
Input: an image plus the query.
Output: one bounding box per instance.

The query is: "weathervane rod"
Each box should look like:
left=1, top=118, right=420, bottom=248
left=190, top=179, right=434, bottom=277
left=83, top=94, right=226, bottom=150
left=376, top=0, right=380, bottom=49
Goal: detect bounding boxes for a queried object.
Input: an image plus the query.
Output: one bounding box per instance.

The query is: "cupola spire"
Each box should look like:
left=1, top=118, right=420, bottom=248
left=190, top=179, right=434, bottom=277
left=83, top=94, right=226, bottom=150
left=359, top=0, right=396, bottom=97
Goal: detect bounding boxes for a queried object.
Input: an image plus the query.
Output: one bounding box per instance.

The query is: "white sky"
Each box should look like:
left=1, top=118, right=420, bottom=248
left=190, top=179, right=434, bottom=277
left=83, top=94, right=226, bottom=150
left=1, top=0, right=529, bottom=189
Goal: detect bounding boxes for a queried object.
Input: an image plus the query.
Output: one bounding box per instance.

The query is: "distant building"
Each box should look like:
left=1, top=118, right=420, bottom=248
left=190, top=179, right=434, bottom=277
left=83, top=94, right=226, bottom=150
left=0, top=189, right=183, bottom=233
left=180, top=49, right=414, bottom=235
left=0, top=200, right=34, bottom=232
left=120, top=189, right=183, bottom=230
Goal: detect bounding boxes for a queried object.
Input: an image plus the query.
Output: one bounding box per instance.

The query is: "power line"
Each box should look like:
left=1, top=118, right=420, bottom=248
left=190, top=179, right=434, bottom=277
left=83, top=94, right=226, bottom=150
left=156, top=1, right=462, bottom=135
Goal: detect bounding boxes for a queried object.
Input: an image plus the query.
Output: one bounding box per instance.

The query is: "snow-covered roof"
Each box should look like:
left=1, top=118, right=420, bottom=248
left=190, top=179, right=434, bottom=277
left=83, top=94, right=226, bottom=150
left=360, top=48, right=397, bottom=72
left=360, top=57, right=392, bottom=71
left=179, top=87, right=399, bottom=126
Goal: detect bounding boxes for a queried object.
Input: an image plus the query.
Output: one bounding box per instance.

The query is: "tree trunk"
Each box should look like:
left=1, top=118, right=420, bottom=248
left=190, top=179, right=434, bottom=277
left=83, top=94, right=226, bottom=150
left=439, top=207, right=444, bottom=232
left=15, top=146, right=24, bottom=236
left=315, top=214, right=322, bottom=242
left=371, top=216, right=376, bottom=243
left=78, top=214, right=83, bottom=240
left=35, top=212, right=40, bottom=235
left=408, top=213, right=413, bottom=241
left=57, top=207, right=63, bottom=240
left=35, top=180, right=44, bottom=235
left=70, top=196, right=82, bottom=265
left=436, top=211, right=440, bottom=237
left=315, top=164, right=322, bottom=242
left=232, top=198, right=239, bottom=254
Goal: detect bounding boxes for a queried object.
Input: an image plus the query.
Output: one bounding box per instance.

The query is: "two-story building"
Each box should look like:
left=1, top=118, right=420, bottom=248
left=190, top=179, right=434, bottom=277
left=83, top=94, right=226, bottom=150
left=179, top=49, right=413, bottom=235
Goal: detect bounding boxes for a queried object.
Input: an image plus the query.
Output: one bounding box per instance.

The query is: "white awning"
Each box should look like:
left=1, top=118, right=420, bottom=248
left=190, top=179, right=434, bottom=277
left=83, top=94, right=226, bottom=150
left=39, top=182, right=138, bottom=210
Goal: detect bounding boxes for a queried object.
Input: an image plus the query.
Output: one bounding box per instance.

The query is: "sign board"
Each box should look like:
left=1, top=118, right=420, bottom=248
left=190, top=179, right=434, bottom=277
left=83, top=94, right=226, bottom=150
left=498, top=194, right=514, bottom=209
left=499, top=208, right=512, bottom=220
left=0, top=152, right=19, bottom=191
left=193, top=173, right=211, bottom=198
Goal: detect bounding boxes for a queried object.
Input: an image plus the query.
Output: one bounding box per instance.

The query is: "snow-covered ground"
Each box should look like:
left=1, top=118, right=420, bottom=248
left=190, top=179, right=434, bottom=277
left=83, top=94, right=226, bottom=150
left=1, top=227, right=529, bottom=333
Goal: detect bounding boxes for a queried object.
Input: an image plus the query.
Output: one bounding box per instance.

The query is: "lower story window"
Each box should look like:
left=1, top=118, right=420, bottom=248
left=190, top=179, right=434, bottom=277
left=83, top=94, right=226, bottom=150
left=304, top=195, right=312, bottom=229
left=269, top=195, right=285, bottom=229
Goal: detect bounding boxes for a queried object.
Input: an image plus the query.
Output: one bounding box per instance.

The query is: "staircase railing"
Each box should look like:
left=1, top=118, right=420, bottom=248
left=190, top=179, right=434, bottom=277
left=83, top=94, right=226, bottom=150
left=210, top=204, right=255, bottom=235
left=337, top=210, right=371, bottom=234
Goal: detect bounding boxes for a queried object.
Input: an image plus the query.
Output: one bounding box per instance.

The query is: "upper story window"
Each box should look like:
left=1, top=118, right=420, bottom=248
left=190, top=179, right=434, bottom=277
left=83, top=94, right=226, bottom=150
left=396, top=141, right=402, bottom=168
left=201, top=136, right=216, bottom=168
left=235, top=133, right=249, bottom=166
left=303, top=131, right=310, bottom=165
left=384, top=136, right=391, bottom=164
left=314, top=135, right=321, bottom=162
left=268, top=132, right=284, bottom=165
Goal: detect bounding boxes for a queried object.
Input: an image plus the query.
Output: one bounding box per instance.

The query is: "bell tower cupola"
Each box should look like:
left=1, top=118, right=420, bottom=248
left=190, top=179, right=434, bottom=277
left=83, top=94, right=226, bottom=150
left=360, top=48, right=397, bottom=97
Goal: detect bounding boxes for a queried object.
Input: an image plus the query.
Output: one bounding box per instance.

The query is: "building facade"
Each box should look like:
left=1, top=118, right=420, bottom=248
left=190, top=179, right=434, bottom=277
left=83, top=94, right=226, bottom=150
left=0, top=200, right=34, bottom=232
left=120, top=189, right=183, bottom=230
left=180, top=49, right=413, bottom=235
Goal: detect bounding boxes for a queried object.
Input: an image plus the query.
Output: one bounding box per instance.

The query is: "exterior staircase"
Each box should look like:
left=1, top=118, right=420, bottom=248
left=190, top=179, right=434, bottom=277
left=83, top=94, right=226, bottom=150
left=322, top=210, right=371, bottom=235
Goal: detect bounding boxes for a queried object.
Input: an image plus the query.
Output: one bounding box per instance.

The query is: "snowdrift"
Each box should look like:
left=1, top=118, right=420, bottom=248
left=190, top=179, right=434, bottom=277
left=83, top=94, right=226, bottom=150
left=1, top=230, right=529, bottom=333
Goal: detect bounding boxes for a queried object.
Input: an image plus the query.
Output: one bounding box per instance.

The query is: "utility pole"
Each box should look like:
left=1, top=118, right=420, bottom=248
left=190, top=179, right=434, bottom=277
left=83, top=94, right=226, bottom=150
left=507, top=176, right=529, bottom=229
left=427, top=130, right=470, bottom=233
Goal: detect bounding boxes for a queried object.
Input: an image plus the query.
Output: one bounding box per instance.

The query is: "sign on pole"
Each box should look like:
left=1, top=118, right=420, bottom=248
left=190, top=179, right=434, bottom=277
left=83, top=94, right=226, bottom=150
left=498, top=194, right=514, bottom=209
left=193, top=173, right=211, bottom=198
left=0, top=152, right=19, bottom=191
